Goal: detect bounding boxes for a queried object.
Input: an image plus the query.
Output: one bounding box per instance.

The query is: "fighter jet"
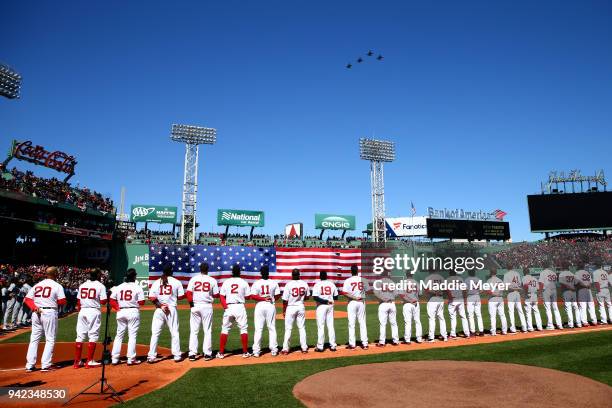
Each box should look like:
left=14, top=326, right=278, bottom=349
left=346, top=63, right=352, bottom=69
left=357, top=57, right=363, bottom=63
left=376, top=54, right=384, bottom=61
left=367, top=50, right=374, bottom=56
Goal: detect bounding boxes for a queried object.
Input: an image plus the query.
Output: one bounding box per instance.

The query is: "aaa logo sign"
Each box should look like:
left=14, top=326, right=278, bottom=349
left=130, top=205, right=177, bottom=224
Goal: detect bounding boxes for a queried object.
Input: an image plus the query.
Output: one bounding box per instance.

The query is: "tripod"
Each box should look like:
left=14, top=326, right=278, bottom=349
left=64, top=293, right=123, bottom=405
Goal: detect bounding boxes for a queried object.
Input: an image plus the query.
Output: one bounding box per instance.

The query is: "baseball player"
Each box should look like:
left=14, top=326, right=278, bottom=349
left=23, top=267, right=66, bottom=372
left=281, top=268, right=310, bottom=354
left=110, top=268, right=145, bottom=365
left=399, top=274, right=422, bottom=343
left=464, top=269, right=484, bottom=336
left=3, top=277, right=18, bottom=330
left=17, top=277, right=33, bottom=326
left=503, top=268, right=527, bottom=333
left=539, top=268, right=563, bottom=330
left=217, top=265, right=251, bottom=359
left=341, top=265, right=369, bottom=350
left=73, top=268, right=107, bottom=368
left=373, top=276, right=400, bottom=346
left=486, top=269, right=507, bottom=335
left=558, top=268, right=580, bottom=328
left=446, top=271, right=470, bottom=339
left=11, top=279, right=25, bottom=328
left=575, top=268, right=597, bottom=326
left=312, top=271, right=339, bottom=352
left=424, top=270, right=448, bottom=342
left=522, top=268, right=543, bottom=331
left=186, top=262, right=219, bottom=361
left=250, top=265, right=280, bottom=357
left=148, top=265, right=185, bottom=363
left=593, top=267, right=611, bottom=324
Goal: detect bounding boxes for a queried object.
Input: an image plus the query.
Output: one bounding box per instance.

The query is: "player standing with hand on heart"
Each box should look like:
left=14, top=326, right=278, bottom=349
left=217, top=264, right=251, bottom=359
left=73, top=268, right=107, bottom=368
left=250, top=265, right=281, bottom=357
left=147, top=265, right=185, bottom=363
left=342, top=265, right=369, bottom=350
left=281, top=268, right=310, bottom=354
left=186, top=262, right=219, bottom=361
left=312, top=271, right=339, bottom=352
left=110, top=268, right=145, bottom=366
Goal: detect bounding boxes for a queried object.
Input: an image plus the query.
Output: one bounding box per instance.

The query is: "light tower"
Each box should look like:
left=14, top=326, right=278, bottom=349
left=171, top=124, right=217, bottom=244
left=0, top=62, right=22, bottom=99
left=359, top=138, right=395, bottom=243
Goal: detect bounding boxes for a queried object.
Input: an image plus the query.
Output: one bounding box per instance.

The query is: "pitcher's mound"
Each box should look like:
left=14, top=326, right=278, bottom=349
left=293, top=361, right=612, bottom=408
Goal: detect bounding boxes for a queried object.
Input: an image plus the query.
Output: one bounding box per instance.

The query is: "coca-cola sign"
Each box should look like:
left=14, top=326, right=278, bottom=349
left=11, top=140, right=77, bottom=174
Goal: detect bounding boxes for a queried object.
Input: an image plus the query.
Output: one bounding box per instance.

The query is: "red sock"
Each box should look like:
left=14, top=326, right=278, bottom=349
left=74, top=342, right=83, bottom=364
left=87, top=342, right=96, bottom=362
left=240, top=333, right=248, bottom=353
left=219, top=333, right=228, bottom=354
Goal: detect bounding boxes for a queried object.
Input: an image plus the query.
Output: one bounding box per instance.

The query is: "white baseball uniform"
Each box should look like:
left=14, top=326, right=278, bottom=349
left=538, top=269, right=563, bottom=329
left=487, top=275, right=507, bottom=335
left=148, top=276, right=184, bottom=360
left=3, top=282, right=17, bottom=327
left=503, top=270, right=527, bottom=332
left=464, top=275, right=484, bottom=334
left=251, top=279, right=280, bottom=355
left=522, top=274, right=543, bottom=331
left=593, top=269, right=611, bottom=323
left=186, top=274, right=219, bottom=357
left=342, top=275, right=369, bottom=347
left=17, top=283, right=32, bottom=324
left=24, top=278, right=66, bottom=370
left=425, top=273, right=447, bottom=341
left=373, top=278, right=399, bottom=345
left=312, top=280, right=338, bottom=349
left=75, top=280, right=107, bottom=343
left=447, top=275, right=470, bottom=338
left=110, top=281, right=145, bottom=363
left=282, top=280, right=309, bottom=352
left=399, top=277, right=422, bottom=342
left=558, top=270, right=580, bottom=328
left=219, top=277, right=250, bottom=336
left=574, top=269, right=597, bottom=325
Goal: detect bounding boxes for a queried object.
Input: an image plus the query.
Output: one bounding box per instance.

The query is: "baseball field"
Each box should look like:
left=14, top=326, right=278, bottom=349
left=1, top=302, right=611, bottom=407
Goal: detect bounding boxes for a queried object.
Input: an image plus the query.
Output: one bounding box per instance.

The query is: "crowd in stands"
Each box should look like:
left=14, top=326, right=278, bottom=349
left=0, top=167, right=114, bottom=214
left=492, top=236, right=612, bottom=268
left=0, top=264, right=110, bottom=331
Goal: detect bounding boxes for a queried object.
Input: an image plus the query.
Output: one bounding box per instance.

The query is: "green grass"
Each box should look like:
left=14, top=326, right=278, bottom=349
left=122, top=331, right=612, bottom=408
left=3, top=302, right=581, bottom=352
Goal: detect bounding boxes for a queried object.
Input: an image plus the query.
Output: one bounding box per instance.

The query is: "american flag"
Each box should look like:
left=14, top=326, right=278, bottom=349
left=410, top=201, right=417, bottom=216
left=148, top=245, right=378, bottom=287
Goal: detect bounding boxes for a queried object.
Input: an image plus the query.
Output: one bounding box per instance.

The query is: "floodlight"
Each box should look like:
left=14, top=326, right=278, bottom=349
left=0, top=63, right=22, bottom=99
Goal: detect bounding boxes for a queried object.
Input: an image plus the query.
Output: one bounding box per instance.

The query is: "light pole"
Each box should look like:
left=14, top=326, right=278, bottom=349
left=359, top=138, right=395, bottom=243
left=0, top=62, right=22, bottom=99
left=171, top=124, right=217, bottom=245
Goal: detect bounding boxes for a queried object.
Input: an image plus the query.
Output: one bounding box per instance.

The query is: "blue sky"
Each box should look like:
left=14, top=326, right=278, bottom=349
left=1, top=0, right=611, bottom=241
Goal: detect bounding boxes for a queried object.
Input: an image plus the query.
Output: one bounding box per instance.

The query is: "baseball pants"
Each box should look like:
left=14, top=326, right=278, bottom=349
left=283, top=304, right=307, bottom=352
left=75, top=308, right=101, bottom=342
left=18, top=302, right=31, bottom=324
left=448, top=300, right=470, bottom=337
left=402, top=302, right=422, bottom=342
left=347, top=300, right=368, bottom=347
left=26, top=309, right=58, bottom=370
left=377, top=302, right=398, bottom=344
left=466, top=295, right=484, bottom=333
left=542, top=290, right=563, bottom=329
left=562, top=290, right=580, bottom=328
left=111, top=308, right=140, bottom=363
left=252, top=301, right=278, bottom=354
left=3, top=298, right=16, bottom=327
left=595, top=289, right=611, bottom=323
left=11, top=299, right=24, bottom=325
left=524, top=298, right=543, bottom=331
left=221, top=304, right=248, bottom=334
left=189, top=303, right=214, bottom=357
left=506, top=291, right=527, bottom=332
left=577, top=288, right=597, bottom=325
left=315, top=304, right=336, bottom=349
left=426, top=297, right=447, bottom=340
left=148, top=307, right=181, bottom=360
left=488, top=296, right=507, bottom=334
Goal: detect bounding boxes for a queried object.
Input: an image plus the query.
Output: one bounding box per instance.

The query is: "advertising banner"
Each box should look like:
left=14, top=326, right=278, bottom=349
left=285, top=222, right=303, bottom=239
left=126, top=244, right=150, bottom=278
left=130, top=205, right=177, bottom=224
left=385, top=216, right=428, bottom=237
left=315, top=214, right=356, bottom=230
left=217, top=209, right=265, bottom=227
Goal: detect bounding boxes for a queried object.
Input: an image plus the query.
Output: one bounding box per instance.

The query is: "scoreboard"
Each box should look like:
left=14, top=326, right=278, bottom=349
left=426, top=218, right=510, bottom=241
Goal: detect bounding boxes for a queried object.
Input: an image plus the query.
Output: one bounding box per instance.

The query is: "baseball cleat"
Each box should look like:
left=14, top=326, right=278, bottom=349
left=216, top=353, right=225, bottom=359
left=361, top=342, right=369, bottom=350
left=41, top=366, right=57, bottom=372
left=442, top=337, right=448, bottom=342
left=546, top=326, right=555, bottom=330
left=415, top=338, right=423, bottom=344
left=527, top=328, right=534, bottom=332
left=204, top=354, right=214, bottom=361
left=270, top=351, right=278, bottom=357
left=147, top=357, right=160, bottom=364
left=330, top=346, right=337, bottom=352
left=188, top=355, right=197, bottom=361
left=73, top=361, right=84, bottom=369
left=280, top=350, right=289, bottom=355
left=242, top=352, right=252, bottom=358
left=427, top=338, right=436, bottom=343
left=127, top=359, right=142, bottom=366
left=375, top=343, right=385, bottom=347
left=111, top=360, right=119, bottom=366
left=85, top=361, right=101, bottom=368
left=392, top=341, right=400, bottom=346
left=301, top=349, right=308, bottom=354
left=314, top=347, right=324, bottom=353
left=252, top=352, right=260, bottom=358
left=346, top=345, right=356, bottom=350
left=404, top=340, right=411, bottom=345
left=25, top=366, right=35, bottom=373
